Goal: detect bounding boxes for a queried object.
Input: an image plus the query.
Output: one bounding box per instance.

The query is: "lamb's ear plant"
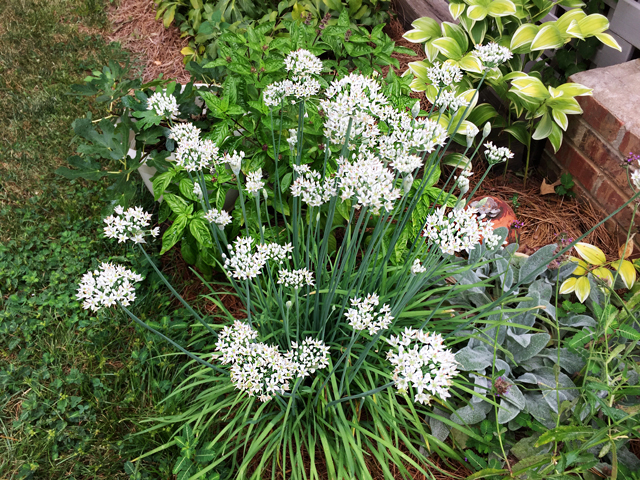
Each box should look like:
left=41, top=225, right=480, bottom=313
left=76, top=47, right=640, bottom=478
left=402, top=1, right=621, bottom=185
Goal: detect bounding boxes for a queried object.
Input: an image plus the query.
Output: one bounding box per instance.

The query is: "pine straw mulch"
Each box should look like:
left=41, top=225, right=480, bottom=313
left=107, top=0, right=190, bottom=83
left=470, top=169, right=619, bottom=258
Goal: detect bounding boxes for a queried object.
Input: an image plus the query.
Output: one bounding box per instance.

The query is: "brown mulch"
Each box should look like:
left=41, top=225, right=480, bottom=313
left=471, top=170, right=619, bottom=258
left=107, top=0, right=190, bottom=83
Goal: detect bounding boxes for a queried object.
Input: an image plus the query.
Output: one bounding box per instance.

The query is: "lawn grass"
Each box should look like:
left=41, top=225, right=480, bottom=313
left=0, top=1, right=185, bottom=478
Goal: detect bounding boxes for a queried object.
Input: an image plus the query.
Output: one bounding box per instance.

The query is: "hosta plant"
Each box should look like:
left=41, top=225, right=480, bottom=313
left=402, top=0, right=621, bottom=184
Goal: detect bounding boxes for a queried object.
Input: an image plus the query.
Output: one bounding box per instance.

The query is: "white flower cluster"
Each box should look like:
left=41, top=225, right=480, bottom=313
left=290, top=165, right=336, bottom=207
left=484, top=141, right=514, bottom=165
left=77, top=262, right=143, bottom=312
left=245, top=169, right=265, bottom=195
left=473, top=42, right=513, bottom=68
left=221, top=150, right=245, bottom=175
left=455, top=166, right=473, bottom=195
left=284, top=49, right=323, bottom=79
left=103, top=206, right=159, bottom=244
left=287, top=128, right=298, bottom=148
left=222, top=237, right=293, bottom=281
left=411, top=259, right=426, bottom=275
left=426, top=61, right=463, bottom=87
left=336, top=153, right=402, bottom=213
left=423, top=206, right=501, bottom=255
left=193, top=182, right=203, bottom=199
left=147, top=91, right=179, bottom=119
left=632, top=169, right=640, bottom=190
left=204, top=207, right=232, bottom=230
left=435, top=89, right=469, bottom=112
left=215, top=321, right=329, bottom=402
left=170, top=123, right=220, bottom=172
left=391, top=153, right=423, bottom=174
left=278, top=268, right=315, bottom=289
left=263, top=50, right=322, bottom=107
left=345, top=293, right=394, bottom=335
left=387, top=328, right=458, bottom=405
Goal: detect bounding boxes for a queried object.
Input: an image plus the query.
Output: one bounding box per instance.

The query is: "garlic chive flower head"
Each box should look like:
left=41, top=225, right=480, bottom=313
left=629, top=155, right=640, bottom=189
left=423, top=206, right=501, bottom=255
left=426, top=61, right=463, bottom=87
left=103, top=206, right=159, bottom=244
left=170, top=123, right=220, bottom=172
left=245, top=169, right=265, bottom=196
left=386, top=328, right=458, bottom=405
left=204, top=208, right=232, bottom=230
left=215, top=321, right=329, bottom=402
left=278, top=268, right=315, bottom=289
left=221, top=150, right=245, bottom=175
left=290, top=165, right=337, bottom=207
left=222, top=237, right=266, bottom=281
left=455, top=167, right=473, bottom=196
left=284, top=49, right=323, bottom=79
left=147, top=91, right=179, bottom=119
left=473, top=42, right=513, bottom=68
left=435, top=90, right=470, bottom=112
left=411, top=259, right=426, bottom=275
left=484, top=141, right=514, bottom=165
left=77, top=262, right=143, bottom=312
left=345, top=293, right=394, bottom=336
left=193, top=182, right=203, bottom=199
left=392, top=153, right=423, bottom=174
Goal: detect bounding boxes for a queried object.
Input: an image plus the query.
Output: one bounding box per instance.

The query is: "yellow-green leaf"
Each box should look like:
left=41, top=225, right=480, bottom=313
left=547, top=97, right=582, bottom=115
left=467, top=4, right=489, bottom=21
left=449, top=2, right=466, bottom=20
left=181, top=46, right=195, bottom=56
left=409, top=77, right=428, bottom=92
left=569, top=256, right=589, bottom=276
left=412, top=17, right=441, bottom=38
left=408, top=61, right=429, bottom=79
left=577, top=14, right=609, bottom=36
left=404, top=29, right=433, bottom=43
left=556, top=8, right=587, bottom=33
left=425, top=41, right=440, bottom=62
left=556, top=83, right=593, bottom=97
left=575, top=242, right=606, bottom=265
left=560, top=277, right=577, bottom=294
left=511, top=75, right=549, bottom=100
left=532, top=113, right=553, bottom=140
left=511, top=24, right=539, bottom=50
left=458, top=54, right=483, bottom=73
left=595, top=32, right=622, bottom=52
left=566, top=20, right=584, bottom=39
left=432, top=37, right=463, bottom=60
left=611, top=260, right=637, bottom=289
left=575, top=276, right=591, bottom=303
left=552, top=109, right=569, bottom=131
left=531, top=24, right=565, bottom=51
left=488, top=0, right=517, bottom=17
left=593, top=267, right=614, bottom=286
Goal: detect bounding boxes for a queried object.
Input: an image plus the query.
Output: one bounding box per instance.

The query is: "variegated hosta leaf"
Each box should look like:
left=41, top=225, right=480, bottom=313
left=555, top=83, right=593, bottom=97
left=510, top=23, right=539, bottom=50
left=611, top=259, right=637, bottom=289
left=575, top=275, right=591, bottom=303
left=559, top=276, right=577, bottom=294
left=530, top=24, right=566, bottom=51
left=574, top=242, right=606, bottom=265
left=595, top=33, right=622, bottom=51
left=403, top=16, right=441, bottom=43
left=592, top=267, right=614, bottom=287
left=577, top=14, right=610, bottom=36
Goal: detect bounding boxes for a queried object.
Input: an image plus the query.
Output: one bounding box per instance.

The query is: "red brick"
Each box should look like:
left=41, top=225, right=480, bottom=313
left=594, top=180, right=635, bottom=229
left=564, top=117, right=585, bottom=144
left=576, top=128, right=630, bottom=192
left=619, top=130, right=640, bottom=157
left=562, top=141, right=602, bottom=193
left=578, top=96, right=624, bottom=143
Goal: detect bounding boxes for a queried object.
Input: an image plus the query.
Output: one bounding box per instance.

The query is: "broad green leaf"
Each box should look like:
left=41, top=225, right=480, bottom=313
left=548, top=122, right=563, bottom=153
left=441, top=22, right=468, bottom=52
left=504, top=121, right=531, bottom=146
left=411, top=17, right=441, bottom=39
left=190, top=218, right=213, bottom=247
left=532, top=113, right=553, bottom=140
left=595, top=32, right=622, bottom=51
left=611, top=259, right=636, bottom=289
left=407, top=61, right=429, bottom=80
left=511, top=76, right=549, bottom=100
left=164, top=193, right=192, bottom=216
left=536, top=426, right=593, bottom=446
left=547, top=96, right=582, bottom=114
left=152, top=170, right=176, bottom=200
left=488, top=0, right=516, bottom=17
left=466, top=103, right=499, bottom=127
left=577, top=14, right=609, bottom=35
left=409, top=77, right=428, bottom=92
left=449, top=2, right=465, bottom=20
left=556, top=8, right=587, bottom=33
left=530, top=24, right=565, bottom=51
left=161, top=214, right=188, bottom=254
left=467, top=4, right=489, bottom=21
left=575, top=276, right=591, bottom=303
left=432, top=37, right=463, bottom=60
left=442, top=153, right=472, bottom=169
left=565, top=20, right=584, bottom=39
left=575, top=242, right=606, bottom=265
left=424, top=41, right=440, bottom=62
left=510, top=24, right=539, bottom=50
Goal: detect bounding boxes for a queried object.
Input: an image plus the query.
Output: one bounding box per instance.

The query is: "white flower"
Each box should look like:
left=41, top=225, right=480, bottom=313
left=631, top=162, right=640, bottom=189
left=426, top=61, right=463, bottom=87
left=473, top=42, right=513, bottom=68
left=222, top=238, right=293, bottom=281
left=484, top=141, right=514, bottom=165
left=423, top=206, right=501, bottom=255
left=103, top=206, right=156, bottom=244
left=290, top=165, right=336, bottom=207
left=220, top=150, right=244, bottom=175
left=214, top=321, right=329, bottom=402
left=392, top=153, right=423, bottom=174
left=455, top=167, right=473, bottom=195
left=278, top=268, right=315, bottom=289
left=345, top=293, right=394, bottom=336
left=170, top=123, right=220, bottom=172
left=245, top=169, right=265, bottom=195
left=77, top=262, right=143, bottom=311
left=387, top=327, right=458, bottom=405
left=435, top=90, right=469, bottom=112
left=204, top=208, right=232, bottom=230
left=263, top=78, right=321, bottom=107
left=336, top=152, right=401, bottom=214
left=287, top=128, right=298, bottom=148
left=284, top=49, right=323, bottom=79
left=147, top=91, right=179, bottom=119
left=411, top=259, right=426, bottom=275
left=193, top=182, right=203, bottom=199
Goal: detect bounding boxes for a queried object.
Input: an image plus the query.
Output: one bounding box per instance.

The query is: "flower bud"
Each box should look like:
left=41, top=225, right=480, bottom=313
left=403, top=174, right=414, bottom=194
left=262, top=188, right=268, bottom=201
left=466, top=134, right=474, bottom=148
left=482, top=122, right=492, bottom=138
left=230, top=161, right=241, bottom=175
left=286, top=300, right=292, bottom=309
left=411, top=100, right=420, bottom=118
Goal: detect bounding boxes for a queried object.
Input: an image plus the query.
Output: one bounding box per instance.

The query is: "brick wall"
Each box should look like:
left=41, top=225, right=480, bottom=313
left=542, top=60, right=640, bottom=247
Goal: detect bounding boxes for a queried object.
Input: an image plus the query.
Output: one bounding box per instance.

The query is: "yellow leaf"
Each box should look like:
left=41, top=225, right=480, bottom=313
left=593, top=267, right=614, bottom=287
left=181, top=46, right=195, bottom=56
left=575, top=242, right=606, bottom=266
left=560, top=277, right=577, bottom=294
left=569, top=256, right=589, bottom=276
left=618, top=233, right=635, bottom=259
left=611, top=259, right=637, bottom=289
left=449, top=2, right=466, bottom=20
left=595, top=33, right=622, bottom=52
left=575, top=276, right=591, bottom=303
left=408, top=61, right=429, bottom=79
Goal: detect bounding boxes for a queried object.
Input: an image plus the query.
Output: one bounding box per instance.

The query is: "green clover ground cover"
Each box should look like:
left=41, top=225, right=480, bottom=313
left=0, top=1, right=187, bottom=478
